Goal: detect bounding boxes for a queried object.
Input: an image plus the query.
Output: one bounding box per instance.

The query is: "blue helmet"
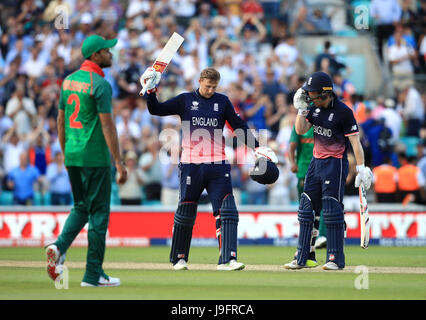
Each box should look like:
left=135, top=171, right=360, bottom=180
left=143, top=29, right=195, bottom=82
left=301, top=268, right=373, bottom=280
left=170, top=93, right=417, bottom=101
left=249, top=158, right=279, bottom=185
left=302, top=71, right=333, bottom=93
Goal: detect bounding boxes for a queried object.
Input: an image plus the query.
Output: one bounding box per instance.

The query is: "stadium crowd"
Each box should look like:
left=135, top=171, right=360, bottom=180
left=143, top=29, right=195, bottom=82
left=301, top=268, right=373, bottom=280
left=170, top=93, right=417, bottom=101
left=0, top=0, right=425, bottom=207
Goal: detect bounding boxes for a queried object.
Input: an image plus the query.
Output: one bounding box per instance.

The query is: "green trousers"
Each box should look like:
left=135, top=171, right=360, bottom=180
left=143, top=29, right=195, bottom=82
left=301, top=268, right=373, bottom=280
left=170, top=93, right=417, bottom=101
left=55, top=166, right=111, bottom=285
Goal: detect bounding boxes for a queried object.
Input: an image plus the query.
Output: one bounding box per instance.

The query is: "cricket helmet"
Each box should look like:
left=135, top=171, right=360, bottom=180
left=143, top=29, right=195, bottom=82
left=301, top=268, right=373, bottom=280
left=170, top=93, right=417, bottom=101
left=249, top=157, right=279, bottom=185
left=302, top=71, right=333, bottom=94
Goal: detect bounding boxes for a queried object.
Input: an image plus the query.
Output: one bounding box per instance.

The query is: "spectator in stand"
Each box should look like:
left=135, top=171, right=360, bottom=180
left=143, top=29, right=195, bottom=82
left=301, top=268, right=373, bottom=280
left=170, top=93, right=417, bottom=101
left=139, top=138, right=163, bottom=202
left=314, top=40, right=347, bottom=75
left=262, top=69, right=288, bottom=105
left=243, top=89, right=271, bottom=131
left=266, top=92, right=288, bottom=138
left=399, top=0, right=418, bottom=28
left=160, top=149, right=180, bottom=206
left=332, top=72, right=356, bottom=102
left=372, top=156, right=399, bottom=203
left=5, top=84, right=36, bottom=139
left=396, top=80, right=424, bottom=137
left=1, top=125, right=28, bottom=182
left=171, top=0, right=197, bottom=28
left=370, top=0, right=402, bottom=60
left=117, top=150, right=143, bottom=205
left=236, top=14, right=267, bottom=56
left=397, top=153, right=426, bottom=204
left=7, top=150, right=41, bottom=205
left=380, top=98, right=402, bottom=141
left=46, top=150, right=72, bottom=205
left=93, top=0, right=120, bottom=27
left=388, top=27, right=416, bottom=85
left=0, top=105, right=13, bottom=138
left=274, top=34, right=303, bottom=78
left=116, top=49, right=144, bottom=111
left=116, top=107, right=141, bottom=141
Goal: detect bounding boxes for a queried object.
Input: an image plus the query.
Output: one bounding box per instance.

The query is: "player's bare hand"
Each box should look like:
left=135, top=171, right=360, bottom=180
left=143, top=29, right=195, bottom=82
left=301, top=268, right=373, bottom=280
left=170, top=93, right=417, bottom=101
left=115, top=162, right=128, bottom=185
left=290, top=163, right=298, bottom=173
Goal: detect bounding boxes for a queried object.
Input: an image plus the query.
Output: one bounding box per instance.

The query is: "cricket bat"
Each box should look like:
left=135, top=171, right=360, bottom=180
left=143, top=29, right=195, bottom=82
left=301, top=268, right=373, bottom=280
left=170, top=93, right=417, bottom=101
left=359, top=185, right=370, bottom=249
left=139, top=32, right=185, bottom=96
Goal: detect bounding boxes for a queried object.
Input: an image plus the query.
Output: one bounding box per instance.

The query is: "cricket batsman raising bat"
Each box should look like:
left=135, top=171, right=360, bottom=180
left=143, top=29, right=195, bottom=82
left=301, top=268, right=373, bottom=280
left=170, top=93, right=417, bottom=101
left=139, top=63, right=279, bottom=271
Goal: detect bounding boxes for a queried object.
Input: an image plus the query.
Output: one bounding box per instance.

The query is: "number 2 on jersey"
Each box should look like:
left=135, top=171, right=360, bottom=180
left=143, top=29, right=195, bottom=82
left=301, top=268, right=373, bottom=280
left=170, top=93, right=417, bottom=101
left=68, top=94, right=83, bottom=129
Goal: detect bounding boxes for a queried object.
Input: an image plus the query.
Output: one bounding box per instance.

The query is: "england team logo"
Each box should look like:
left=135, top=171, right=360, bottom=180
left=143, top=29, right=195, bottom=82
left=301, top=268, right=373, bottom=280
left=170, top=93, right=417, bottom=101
left=214, top=103, right=218, bottom=111
left=328, top=113, right=334, bottom=121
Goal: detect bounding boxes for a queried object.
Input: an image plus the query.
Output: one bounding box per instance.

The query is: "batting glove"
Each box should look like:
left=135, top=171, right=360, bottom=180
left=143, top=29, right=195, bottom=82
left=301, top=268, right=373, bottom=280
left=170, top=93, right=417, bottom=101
left=140, top=67, right=161, bottom=94
left=254, top=146, right=278, bottom=164
left=293, top=88, right=309, bottom=116
left=354, top=164, right=373, bottom=190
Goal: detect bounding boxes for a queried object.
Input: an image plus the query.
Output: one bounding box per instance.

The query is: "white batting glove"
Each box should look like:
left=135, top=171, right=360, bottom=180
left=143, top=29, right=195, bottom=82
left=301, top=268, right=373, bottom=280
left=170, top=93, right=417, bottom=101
left=293, top=88, right=309, bottom=116
left=139, top=67, right=161, bottom=94
left=354, top=164, right=373, bottom=190
left=254, top=146, right=278, bottom=164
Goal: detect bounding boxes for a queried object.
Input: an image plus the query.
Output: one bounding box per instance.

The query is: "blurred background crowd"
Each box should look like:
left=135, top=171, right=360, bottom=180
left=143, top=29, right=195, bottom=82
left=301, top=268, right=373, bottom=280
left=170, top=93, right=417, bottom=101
left=0, top=0, right=425, bottom=208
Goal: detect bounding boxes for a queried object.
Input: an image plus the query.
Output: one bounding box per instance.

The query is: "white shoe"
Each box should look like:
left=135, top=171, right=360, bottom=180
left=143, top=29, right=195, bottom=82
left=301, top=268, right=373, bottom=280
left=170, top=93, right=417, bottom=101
left=81, top=275, right=121, bottom=287
left=173, top=259, right=188, bottom=270
left=322, top=261, right=343, bottom=270
left=314, top=236, right=327, bottom=249
left=217, top=259, right=245, bottom=271
left=283, top=259, right=318, bottom=269
left=45, top=244, right=66, bottom=281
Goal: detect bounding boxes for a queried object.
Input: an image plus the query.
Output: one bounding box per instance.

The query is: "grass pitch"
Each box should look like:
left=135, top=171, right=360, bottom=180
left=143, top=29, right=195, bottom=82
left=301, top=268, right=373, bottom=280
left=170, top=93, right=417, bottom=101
left=0, top=246, right=425, bottom=300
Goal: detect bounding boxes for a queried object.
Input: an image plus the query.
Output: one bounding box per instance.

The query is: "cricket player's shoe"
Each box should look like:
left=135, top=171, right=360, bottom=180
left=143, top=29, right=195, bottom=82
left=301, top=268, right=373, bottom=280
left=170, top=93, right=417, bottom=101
left=81, top=275, right=121, bottom=287
left=217, top=259, right=245, bottom=271
left=284, top=259, right=319, bottom=269
left=45, top=244, right=66, bottom=281
left=314, top=236, right=327, bottom=249
left=173, top=259, right=188, bottom=270
left=322, top=261, right=343, bottom=270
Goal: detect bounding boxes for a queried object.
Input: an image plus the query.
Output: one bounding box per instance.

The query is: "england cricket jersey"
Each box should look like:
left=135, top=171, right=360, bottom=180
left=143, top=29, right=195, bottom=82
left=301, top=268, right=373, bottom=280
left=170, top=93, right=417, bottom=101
left=306, top=96, right=358, bottom=159
left=147, top=90, right=258, bottom=163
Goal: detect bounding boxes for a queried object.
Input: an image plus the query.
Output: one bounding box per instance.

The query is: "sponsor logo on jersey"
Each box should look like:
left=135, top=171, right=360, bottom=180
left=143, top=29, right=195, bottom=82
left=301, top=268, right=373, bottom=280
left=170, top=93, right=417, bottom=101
left=328, top=113, right=334, bottom=121
left=192, top=117, right=218, bottom=127
left=186, top=176, right=191, bottom=185
left=313, top=108, right=321, bottom=117
left=214, top=103, right=219, bottom=111
left=313, top=125, right=332, bottom=137
left=351, top=125, right=357, bottom=131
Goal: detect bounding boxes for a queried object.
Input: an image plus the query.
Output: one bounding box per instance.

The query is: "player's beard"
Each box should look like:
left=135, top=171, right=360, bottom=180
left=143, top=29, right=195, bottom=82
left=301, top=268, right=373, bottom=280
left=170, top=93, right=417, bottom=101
left=99, top=58, right=112, bottom=68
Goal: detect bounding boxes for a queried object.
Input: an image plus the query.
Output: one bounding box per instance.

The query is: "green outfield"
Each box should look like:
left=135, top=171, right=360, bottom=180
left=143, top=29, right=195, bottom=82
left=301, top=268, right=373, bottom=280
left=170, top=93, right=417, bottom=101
left=0, top=246, right=425, bottom=300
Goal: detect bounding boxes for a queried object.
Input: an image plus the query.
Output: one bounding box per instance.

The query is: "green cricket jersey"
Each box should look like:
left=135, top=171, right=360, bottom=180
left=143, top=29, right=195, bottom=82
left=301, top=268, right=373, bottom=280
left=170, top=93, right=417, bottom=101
left=289, top=126, right=314, bottom=179
left=59, top=60, right=112, bottom=167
